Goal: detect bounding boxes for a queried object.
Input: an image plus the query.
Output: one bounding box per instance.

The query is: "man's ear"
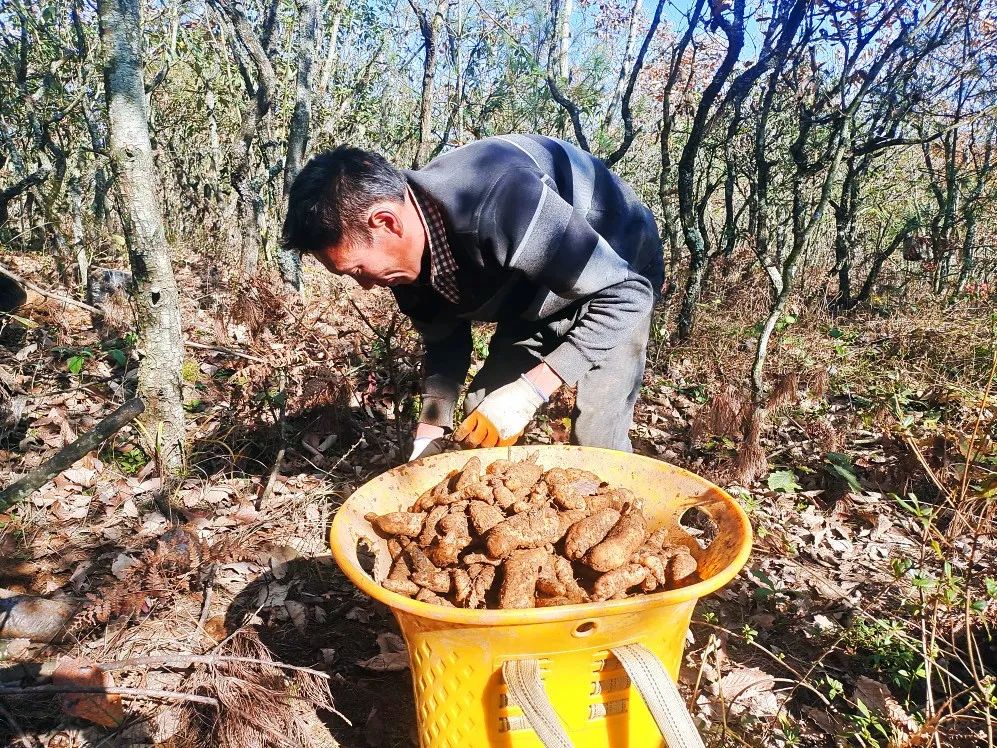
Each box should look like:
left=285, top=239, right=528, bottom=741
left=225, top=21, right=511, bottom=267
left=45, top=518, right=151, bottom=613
left=368, top=203, right=403, bottom=238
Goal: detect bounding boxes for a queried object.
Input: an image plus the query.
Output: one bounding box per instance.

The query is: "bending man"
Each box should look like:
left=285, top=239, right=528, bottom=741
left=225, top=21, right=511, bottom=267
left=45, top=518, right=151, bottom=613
left=282, top=135, right=663, bottom=458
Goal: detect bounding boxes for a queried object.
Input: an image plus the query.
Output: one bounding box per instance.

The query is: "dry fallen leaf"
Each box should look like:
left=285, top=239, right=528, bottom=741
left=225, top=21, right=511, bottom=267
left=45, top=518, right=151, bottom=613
left=357, top=632, right=409, bottom=672
left=2, top=638, right=31, bottom=658
left=110, top=553, right=139, bottom=580
left=202, top=615, right=228, bottom=642
left=345, top=606, right=372, bottom=623
left=202, top=486, right=232, bottom=504
left=256, top=582, right=291, bottom=608
left=285, top=600, right=309, bottom=632
left=46, top=733, right=72, bottom=748
left=804, top=705, right=845, bottom=735
left=716, top=666, right=779, bottom=717
left=230, top=501, right=261, bottom=524
left=62, top=466, right=97, bottom=488
left=52, top=657, right=125, bottom=728
left=854, top=675, right=917, bottom=733
left=268, top=545, right=300, bottom=581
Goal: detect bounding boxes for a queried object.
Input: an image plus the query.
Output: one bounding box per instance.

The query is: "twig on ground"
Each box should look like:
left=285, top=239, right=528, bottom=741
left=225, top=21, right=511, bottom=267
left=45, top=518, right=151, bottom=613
left=293, top=436, right=365, bottom=480
left=184, top=340, right=267, bottom=363
left=902, top=433, right=952, bottom=502
left=0, top=684, right=218, bottom=706
left=695, top=621, right=831, bottom=706
left=347, top=298, right=388, bottom=342
left=327, top=436, right=365, bottom=473
left=196, top=563, right=217, bottom=637
left=100, top=654, right=331, bottom=680
left=0, top=261, right=100, bottom=315
left=0, top=263, right=265, bottom=364
left=257, top=369, right=288, bottom=510
left=0, top=398, right=144, bottom=511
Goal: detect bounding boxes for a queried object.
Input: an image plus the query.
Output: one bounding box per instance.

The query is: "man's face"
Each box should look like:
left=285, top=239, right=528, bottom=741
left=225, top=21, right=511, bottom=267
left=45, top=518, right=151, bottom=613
left=312, top=198, right=424, bottom=289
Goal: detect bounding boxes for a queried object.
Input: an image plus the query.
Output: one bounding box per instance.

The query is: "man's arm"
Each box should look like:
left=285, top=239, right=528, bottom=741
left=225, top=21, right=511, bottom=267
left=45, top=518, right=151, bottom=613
left=482, top=168, right=656, bottom=385
left=410, top=317, right=472, bottom=431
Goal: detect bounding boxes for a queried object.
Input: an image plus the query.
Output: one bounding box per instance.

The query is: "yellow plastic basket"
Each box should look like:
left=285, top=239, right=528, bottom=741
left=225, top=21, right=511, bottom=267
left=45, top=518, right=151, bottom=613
left=330, top=446, right=752, bottom=747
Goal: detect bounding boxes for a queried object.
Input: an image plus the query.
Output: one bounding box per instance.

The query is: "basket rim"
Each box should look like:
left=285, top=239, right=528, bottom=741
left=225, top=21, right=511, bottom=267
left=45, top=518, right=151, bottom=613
left=329, top=446, right=752, bottom=626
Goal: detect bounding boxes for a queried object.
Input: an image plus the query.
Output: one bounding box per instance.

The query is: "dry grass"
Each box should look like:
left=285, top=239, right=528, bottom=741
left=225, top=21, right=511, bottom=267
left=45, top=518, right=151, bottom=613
left=690, top=383, right=750, bottom=444
left=170, top=629, right=337, bottom=748
left=766, top=371, right=799, bottom=411
left=731, top=407, right=768, bottom=486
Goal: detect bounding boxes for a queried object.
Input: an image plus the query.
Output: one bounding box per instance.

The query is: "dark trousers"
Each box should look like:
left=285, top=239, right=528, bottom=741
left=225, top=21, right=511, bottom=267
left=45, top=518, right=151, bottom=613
left=463, top=307, right=652, bottom=452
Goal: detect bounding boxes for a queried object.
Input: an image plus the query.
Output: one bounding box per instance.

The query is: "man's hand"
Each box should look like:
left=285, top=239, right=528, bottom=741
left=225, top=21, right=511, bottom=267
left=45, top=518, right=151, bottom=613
left=453, top=364, right=562, bottom=448
left=408, top=422, right=447, bottom=461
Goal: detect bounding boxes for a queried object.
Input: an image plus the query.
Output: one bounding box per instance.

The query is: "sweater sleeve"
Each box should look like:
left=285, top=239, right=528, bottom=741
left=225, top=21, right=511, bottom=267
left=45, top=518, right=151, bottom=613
left=482, top=168, right=655, bottom=385
left=411, top=317, right=472, bottom=430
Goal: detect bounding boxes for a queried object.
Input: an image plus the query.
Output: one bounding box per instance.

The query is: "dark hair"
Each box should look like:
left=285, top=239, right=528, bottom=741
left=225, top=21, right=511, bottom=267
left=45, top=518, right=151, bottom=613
left=282, top=146, right=407, bottom=254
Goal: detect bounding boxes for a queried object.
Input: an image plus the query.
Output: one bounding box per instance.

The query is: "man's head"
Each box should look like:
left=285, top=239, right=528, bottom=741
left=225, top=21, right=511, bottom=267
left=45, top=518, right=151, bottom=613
left=282, top=147, right=425, bottom=289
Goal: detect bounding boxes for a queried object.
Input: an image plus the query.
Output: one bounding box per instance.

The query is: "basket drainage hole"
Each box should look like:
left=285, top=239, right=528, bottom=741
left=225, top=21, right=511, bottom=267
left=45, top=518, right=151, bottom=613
left=574, top=621, right=597, bottom=637
left=679, top=507, right=718, bottom=549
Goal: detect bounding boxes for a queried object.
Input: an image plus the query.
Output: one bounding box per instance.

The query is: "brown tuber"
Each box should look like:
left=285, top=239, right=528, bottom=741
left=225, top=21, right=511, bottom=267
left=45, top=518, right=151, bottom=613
left=584, top=503, right=647, bottom=572
left=366, top=511, right=426, bottom=537
left=484, top=507, right=560, bottom=559
left=468, top=501, right=505, bottom=535
left=545, top=467, right=602, bottom=510
left=564, top=508, right=620, bottom=560
left=592, top=563, right=648, bottom=602
left=499, top=548, right=548, bottom=608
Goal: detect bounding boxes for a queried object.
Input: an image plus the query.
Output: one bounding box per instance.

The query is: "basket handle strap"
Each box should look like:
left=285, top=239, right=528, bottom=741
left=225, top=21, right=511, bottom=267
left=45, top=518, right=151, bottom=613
left=611, top=643, right=706, bottom=748
left=501, top=658, right=575, bottom=748
left=503, top=645, right=704, bottom=748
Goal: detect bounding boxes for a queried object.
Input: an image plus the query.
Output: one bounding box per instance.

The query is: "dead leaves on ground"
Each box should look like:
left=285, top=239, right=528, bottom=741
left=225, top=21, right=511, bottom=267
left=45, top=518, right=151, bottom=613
left=52, top=657, right=124, bottom=728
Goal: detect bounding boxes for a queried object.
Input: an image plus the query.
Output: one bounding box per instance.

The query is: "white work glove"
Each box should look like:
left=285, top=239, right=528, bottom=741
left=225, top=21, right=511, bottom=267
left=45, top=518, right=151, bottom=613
left=453, top=376, right=547, bottom=448
left=409, top=435, right=447, bottom=461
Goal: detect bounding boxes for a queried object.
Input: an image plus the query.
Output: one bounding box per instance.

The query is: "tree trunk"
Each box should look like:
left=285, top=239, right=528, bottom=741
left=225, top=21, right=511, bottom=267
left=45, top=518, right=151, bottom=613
left=316, top=6, right=342, bottom=99
left=954, top=210, right=976, bottom=296
left=553, top=0, right=572, bottom=81
left=657, top=0, right=704, bottom=303
left=750, top=289, right=789, bottom=401
left=675, top=0, right=745, bottom=340
left=205, top=88, right=221, bottom=186
left=411, top=0, right=449, bottom=168
left=68, top=171, right=89, bottom=290
left=602, top=0, right=641, bottom=131
left=99, top=0, right=186, bottom=474
left=280, top=0, right=320, bottom=292
left=0, top=167, right=50, bottom=229
left=675, top=251, right=707, bottom=341
left=848, top=224, right=914, bottom=310
left=212, top=0, right=278, bottom=278
left=832, top=160, right=859, bottom=309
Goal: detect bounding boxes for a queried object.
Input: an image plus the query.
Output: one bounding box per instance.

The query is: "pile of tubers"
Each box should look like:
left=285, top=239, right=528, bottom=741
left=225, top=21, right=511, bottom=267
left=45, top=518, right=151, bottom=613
left=364, top=455, right=698, bottom=609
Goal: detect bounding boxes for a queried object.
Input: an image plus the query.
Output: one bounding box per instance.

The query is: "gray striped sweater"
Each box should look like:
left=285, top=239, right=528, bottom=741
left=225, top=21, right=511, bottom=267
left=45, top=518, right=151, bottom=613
left=394, top=134, right=664, bottom=427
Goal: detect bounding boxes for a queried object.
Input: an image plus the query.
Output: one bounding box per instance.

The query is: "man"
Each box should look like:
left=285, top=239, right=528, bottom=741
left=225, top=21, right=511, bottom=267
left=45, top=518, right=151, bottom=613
left=283, top=135, right=663, bottom=459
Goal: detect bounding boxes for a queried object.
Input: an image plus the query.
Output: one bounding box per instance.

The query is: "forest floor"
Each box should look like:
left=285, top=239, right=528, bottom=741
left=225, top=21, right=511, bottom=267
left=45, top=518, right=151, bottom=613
left=1, top=254, right=995, bottom=748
